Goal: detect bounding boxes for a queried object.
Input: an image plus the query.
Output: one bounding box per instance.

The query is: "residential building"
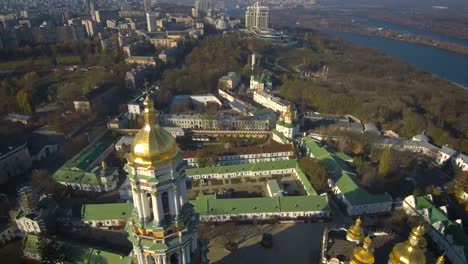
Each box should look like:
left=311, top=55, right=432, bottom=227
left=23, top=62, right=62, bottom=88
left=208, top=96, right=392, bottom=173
left=403, top=195, right=467, bottom=264
left=219, top=72, right=241, bottom=90
left=437, top=145, right=458, bottom=165
left=301, top=138, right=393, bottom=216
left=23, top=234, right=129, bottom=263
left=125, top=56, right=157, bottom=66
left=5, top=113, right=33, bottom=125
left=146, top=12, right=158, bottom=32
left=245, top=2, right=269, bottom=30
left=53, top=134, right=118, bottom=192
left=13, top=188, right=58, bottom=235
left=161, top=113, right=272, bottom=131
left=123, top=96, right=199, bottom=264
left=194, top=0, right=210, bottom=17
left=186, top=159, right=318, bottom=196
left=73, top=84, right=116, bottom=114
left=253, top=91, right=289, bottom=113
left=454, top=153, right=468, bottom=172
left=27, top=132, right=64, bottom=162
left=183, top=143, right=293, bottom=167
left=0, top=137, right=32, bottom=184
left=0, top=223, right=18, bottom=245
left=81, top=203, right=133, bottom=230
left=191, top=195, right=329, bottom=222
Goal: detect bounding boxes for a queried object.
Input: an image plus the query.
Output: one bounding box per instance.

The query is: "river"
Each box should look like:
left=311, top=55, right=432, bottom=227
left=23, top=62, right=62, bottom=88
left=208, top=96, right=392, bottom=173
left=326, top=31, right=468, bottom=88
left=361, top=19, right=468, bottom=48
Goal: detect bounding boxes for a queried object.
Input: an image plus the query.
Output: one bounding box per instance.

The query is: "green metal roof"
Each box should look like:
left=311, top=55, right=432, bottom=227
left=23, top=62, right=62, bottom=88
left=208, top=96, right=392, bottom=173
left=415, top=195, right=434, bottom=210
left=82, top=203, right=133, bottom=221
left=272, top=129, right=288, bottom=143
left=190, top=196, right=329, bottom=215
left=301, top=137, right=392, bottom=206
left=23, top=234, right=129, bottom=264
left=276, top=120, right=297, bottom=128
left=301, top=138, right=329, bottom=158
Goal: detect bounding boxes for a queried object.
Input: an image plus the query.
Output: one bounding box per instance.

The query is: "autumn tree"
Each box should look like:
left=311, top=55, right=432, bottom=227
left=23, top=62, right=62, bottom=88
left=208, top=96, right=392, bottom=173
left=379, top=148, right=393, bottom=177
left=16, top=89, right=34, bottom=114
left=299, top=157, right=329, bottom=192
left=38, top=234, right=66, bottom=264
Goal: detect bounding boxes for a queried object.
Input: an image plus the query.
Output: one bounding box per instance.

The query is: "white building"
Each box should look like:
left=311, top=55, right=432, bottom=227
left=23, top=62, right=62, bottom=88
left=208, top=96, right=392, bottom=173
left=253, top=91, right=289, bottom=113
left=183, top=144, right=294, bottom=167
left=146, top=12, right=158, bottom=32
left=454, top=153, right=468, bottom=171
left=250, top=75, right=272, bottom=92
left=219, top=72, right=241, bottom=90
left=273, top=106, right=300, bottom=144
left=437, top=145, right=458, bottom=165
left=161, top=113, right=271, bottom=131
left=81, top=203, right=133, bottom=230
left=245, top=2, right=269, bottom=30
left=0, top=139, right=32, bottom=184
left=0, top=224, right=18, bottom=245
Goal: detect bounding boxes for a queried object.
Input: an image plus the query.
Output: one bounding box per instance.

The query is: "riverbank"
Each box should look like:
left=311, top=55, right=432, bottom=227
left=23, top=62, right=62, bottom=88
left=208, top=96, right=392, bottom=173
left=345, top=27, right=468, bottom=56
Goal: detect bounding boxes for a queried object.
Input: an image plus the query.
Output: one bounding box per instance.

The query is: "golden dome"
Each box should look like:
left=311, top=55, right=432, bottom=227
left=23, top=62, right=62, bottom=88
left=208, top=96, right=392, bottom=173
left=436, top=255, right=444, bottom=264
left=350, top=236, right=375, bottom=264
left=127, top=96, right=178, bottom=167
left=347, top=217, right=365, bottom=243
left=388, top=225, right=426, bottom=264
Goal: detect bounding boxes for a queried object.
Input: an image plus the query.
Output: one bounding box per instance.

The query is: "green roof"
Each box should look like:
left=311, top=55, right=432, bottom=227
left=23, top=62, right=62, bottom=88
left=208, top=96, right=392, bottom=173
left=69, top=134, right=114, bottom=171
left=187, top=160, right=319, bottom=196
left=272, top=129, right=288, bottom=143
left=53, top=133, right=115, bottom=186
left=82, top=203, right=133, bottom=221
left=23, top=234, right=129, bottom=264
left=335, top=152, right=353, bottom=162
left=301, top=137, right=392, bottom=206
left=415, top=195, right=434, bottom=210
left=190, top=196, right=329, bottom=215
left=276, top=120, right=297, bottom=128
left=301, top=138, right=329, bottom=158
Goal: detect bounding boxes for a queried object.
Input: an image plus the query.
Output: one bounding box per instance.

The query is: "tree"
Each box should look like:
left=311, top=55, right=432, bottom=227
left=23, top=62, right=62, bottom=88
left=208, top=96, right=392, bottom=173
left=379, top=148, right=393, bottom=177
left=299, top=157, right=328, bottom=192
left=38, top=234, right=66, bottom=264
left=16, top=89, right=34, bottom=114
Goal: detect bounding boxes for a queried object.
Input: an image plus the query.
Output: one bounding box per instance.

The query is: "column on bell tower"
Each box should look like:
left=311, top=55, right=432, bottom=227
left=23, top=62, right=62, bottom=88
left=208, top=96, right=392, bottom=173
left=140, top=191, right=151, bottom=222
left=172, top=186, right=180, bottom=218
left=151, top=191, right=162, bottom=224
left=132, top=187, right=144, bottom=220
left=178, top=180, right=187, bottom=204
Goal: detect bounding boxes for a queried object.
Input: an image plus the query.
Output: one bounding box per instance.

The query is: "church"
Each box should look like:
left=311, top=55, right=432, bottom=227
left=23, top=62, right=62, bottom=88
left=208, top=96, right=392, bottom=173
left=124, top=96, right=200, bottom=264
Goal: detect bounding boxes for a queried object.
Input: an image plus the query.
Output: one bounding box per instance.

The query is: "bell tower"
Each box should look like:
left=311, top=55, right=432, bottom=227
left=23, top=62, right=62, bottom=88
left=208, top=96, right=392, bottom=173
left=124, top=96, right=198, bottom=264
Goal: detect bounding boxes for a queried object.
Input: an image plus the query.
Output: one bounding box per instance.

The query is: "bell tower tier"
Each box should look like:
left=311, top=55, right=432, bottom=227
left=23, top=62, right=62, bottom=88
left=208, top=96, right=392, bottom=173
left=124, top=95, right=199, bottom=264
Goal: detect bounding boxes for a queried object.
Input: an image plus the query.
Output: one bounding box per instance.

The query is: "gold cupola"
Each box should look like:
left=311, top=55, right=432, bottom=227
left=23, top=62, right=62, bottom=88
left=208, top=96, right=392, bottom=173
left=127, top=96, right=178, bottom=167
left=436, top=255, right=444, bottom=264
left=350, top=236, right=375, bottom=264
left=347, top=217, right=365, bottom=244
left=388, top=224, right=426, bottom=264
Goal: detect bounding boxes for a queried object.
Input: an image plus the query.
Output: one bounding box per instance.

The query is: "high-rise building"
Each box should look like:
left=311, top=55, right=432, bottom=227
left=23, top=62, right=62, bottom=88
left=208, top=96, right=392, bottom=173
left=146, top=12, right=157, bottom=32
left=194, top=0, right=210, bottom=17
left=245, top=2, right=269, bottom=30
left=143, top=0, right=151, bottom=12
left=124, top=96, right=198, bottom=264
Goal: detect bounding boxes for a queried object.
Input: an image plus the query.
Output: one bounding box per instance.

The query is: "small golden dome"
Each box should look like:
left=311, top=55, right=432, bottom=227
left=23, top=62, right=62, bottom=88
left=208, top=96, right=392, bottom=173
left=127, top=96, right=178, bottom=167
left=347, top=217, right=365, bottom=243
left=350, top=236, right=375, bottom=264
left=388, top=224, right=426, bottom=264
left=436, top=255, right=444, bottom=264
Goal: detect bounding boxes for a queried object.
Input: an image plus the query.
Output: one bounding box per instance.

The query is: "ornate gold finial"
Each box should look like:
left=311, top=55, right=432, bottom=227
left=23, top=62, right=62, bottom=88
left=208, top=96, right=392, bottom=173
left=347, top=217, right=365, bottom=244
left=388, top=224, right=427, bottom=264
left=143, top=95, right=156, bottom=127
left=436, top=255, right=445, bottom=264
left=350, top=236, right=375, bottom=264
